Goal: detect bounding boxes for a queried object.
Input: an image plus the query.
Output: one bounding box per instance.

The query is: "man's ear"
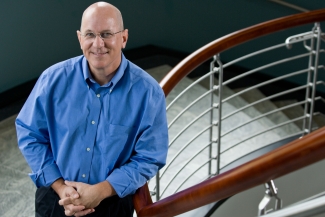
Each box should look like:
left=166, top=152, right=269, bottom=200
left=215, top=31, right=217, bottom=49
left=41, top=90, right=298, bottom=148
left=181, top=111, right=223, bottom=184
left=121, top=29, right=128, bottom=49
left=76, top=30, right=82, bottom=49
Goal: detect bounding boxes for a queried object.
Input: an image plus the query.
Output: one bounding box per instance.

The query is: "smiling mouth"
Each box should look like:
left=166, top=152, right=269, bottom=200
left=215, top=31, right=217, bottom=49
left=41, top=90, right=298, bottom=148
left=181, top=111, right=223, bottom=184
left=92, top=52, right=108, bottom=56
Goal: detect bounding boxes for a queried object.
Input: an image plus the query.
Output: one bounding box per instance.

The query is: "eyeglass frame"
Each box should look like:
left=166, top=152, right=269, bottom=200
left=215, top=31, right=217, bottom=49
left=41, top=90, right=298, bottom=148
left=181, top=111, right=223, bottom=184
left=78, top=30, right=124, bottom=41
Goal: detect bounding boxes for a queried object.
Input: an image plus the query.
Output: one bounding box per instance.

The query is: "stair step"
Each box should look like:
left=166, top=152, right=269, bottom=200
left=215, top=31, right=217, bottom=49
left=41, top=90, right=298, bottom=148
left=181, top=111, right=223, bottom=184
left=234, top=87, right=301, bottom=137
left=274, top=99, right=325, bottom=130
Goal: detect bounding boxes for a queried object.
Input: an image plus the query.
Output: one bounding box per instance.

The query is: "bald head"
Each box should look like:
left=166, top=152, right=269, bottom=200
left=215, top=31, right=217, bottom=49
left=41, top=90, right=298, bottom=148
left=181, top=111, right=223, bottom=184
left=80, top=2, right=124, bottom=32
left=77, top=1, right=128, bottom=82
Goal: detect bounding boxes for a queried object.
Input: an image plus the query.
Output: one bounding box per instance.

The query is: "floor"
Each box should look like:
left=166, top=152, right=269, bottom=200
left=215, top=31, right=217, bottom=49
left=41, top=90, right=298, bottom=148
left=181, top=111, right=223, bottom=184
left=0, top=114, right=36, bottom=217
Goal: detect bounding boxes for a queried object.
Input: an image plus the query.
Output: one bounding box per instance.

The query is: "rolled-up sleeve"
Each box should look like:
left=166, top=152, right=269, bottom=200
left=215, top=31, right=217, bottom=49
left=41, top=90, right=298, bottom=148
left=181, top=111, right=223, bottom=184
left=15, top=74, right=62, bottom=187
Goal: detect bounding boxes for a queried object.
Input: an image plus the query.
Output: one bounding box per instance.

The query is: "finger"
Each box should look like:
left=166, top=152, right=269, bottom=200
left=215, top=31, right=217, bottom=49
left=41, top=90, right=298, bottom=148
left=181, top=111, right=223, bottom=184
left=74, top=208, right=95, bottom=216
left=59, top=197, right=82, bottom=206
left=64, top=204, right=86, bottom=216
left=64, top=208, right=76, bottom=216
left=65, top=180, right=78, bottom=188
left=64, top=182, right=80, bottom=199
left=59, top=197, right=73, bottom=206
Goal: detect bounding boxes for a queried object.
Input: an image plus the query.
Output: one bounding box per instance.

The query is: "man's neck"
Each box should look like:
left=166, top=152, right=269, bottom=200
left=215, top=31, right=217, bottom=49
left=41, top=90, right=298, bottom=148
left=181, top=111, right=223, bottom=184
left=88, top=65, right=118, bottom=86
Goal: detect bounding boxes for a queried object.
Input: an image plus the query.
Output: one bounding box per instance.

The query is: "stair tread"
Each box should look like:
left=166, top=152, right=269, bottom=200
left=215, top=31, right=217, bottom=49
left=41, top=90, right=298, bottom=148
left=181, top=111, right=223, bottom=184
left=234, top=87, right=301, bottom=136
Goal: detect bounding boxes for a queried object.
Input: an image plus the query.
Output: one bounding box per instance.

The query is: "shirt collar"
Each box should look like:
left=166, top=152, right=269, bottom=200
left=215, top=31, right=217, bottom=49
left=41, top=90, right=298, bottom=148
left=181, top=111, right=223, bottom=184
left=82, top=53, right=127, bottom=90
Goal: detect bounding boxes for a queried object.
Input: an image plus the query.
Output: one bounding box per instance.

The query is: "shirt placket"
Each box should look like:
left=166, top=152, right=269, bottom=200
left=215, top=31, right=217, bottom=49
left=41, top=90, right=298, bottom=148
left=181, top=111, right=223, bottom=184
left=79, top=90, right=102, bottom=182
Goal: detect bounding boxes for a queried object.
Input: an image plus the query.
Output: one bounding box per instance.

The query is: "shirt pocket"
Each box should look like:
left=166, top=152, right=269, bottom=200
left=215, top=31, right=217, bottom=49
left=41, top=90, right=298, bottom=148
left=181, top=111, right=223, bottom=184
left=99, top=124, right=132, bottom=154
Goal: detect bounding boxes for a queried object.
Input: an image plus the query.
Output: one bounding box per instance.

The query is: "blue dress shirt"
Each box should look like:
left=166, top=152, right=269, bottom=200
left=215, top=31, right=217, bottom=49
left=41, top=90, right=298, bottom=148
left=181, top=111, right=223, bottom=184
left=16, top=54, right=168, bottom=197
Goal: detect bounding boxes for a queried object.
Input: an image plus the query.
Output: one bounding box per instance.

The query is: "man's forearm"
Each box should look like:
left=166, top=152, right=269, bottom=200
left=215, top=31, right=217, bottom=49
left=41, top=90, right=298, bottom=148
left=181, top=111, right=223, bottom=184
left=94, top=180, right=117, bottom=200
left=51, top=178, right=66, bottom=198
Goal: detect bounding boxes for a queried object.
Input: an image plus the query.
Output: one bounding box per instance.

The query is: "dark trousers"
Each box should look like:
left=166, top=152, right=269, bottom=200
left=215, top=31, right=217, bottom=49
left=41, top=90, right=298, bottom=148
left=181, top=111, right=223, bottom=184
left=35, top=187, right=134, bottom=217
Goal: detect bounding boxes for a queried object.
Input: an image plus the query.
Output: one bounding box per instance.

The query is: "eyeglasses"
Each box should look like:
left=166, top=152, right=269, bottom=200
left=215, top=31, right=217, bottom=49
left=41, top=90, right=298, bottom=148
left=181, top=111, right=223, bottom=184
left=79, top=30, right=124, bottom=41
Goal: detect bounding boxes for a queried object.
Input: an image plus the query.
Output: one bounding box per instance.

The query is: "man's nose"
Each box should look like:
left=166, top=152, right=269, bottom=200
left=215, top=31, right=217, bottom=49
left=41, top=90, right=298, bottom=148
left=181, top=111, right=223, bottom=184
left=93, top=34, right=104, bottom=47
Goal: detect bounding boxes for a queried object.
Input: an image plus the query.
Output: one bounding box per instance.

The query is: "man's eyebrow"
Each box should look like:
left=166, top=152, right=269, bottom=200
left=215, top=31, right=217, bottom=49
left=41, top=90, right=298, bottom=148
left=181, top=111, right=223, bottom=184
left=83, top=29, right=113, bottom=33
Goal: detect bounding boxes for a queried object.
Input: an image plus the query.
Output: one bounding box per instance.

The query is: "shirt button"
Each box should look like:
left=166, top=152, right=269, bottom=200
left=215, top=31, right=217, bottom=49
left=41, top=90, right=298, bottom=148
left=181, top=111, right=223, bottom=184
left=86, top=148, right=90, bottom=151
left=91, top=121, right=95, bottom=124
left=82, top=174, right=86, bottom=178
left=110, top=89, right=112, bottom=93
left=96, top=94, right=100, bottom=98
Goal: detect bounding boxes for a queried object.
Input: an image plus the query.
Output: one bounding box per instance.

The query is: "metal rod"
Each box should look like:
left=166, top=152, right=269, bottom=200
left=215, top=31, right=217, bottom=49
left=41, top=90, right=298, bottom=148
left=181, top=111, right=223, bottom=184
left=302, top=26, right=316, bottom=134
left=223, top=68, right=309, bottom=103
left=221, top=116, right=305, bottom=154
left=223, top=53, right=310, bottom=86
left=221, top=100, right=307, bottom=138
left=260, top=195, right=325, bottom=217
left=166, top=70, right=215, bottom=111
left=173, top=160, right=211, bottom=194
left=269, top=0, right=309, bottom=12
left=222, top=85, right=308, bottom=122
left=169, top=106, right=215, bottom=147
left=216, top=54, right=223, bottom=175
left=168, top=88, right=216, bottom=128
left=160, top=142, right=213, bottom=197
left=155, top=171, right=160, bottom=201
left=160, top=125, right=213, bottom=178
left=209, top=57, right=217, bottom=176
left=219, top=131, right=303, bottom=170
left=223, top=43, right=286, bottom=68
left=285, top=31, right=315, bottom=49
left=308, top=23, right=322, bottom=132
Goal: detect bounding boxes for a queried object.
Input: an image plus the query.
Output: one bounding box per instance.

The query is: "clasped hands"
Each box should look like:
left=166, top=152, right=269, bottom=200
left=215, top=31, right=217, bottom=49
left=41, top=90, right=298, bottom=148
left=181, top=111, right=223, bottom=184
left=52, top=179, right=115, bottom=216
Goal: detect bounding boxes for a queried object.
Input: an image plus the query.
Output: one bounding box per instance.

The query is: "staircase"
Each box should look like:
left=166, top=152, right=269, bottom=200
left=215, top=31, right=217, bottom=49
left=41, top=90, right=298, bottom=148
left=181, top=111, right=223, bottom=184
left=134, top=10, right=325, bottom=217
left=144, top=61, right=324, bottom=216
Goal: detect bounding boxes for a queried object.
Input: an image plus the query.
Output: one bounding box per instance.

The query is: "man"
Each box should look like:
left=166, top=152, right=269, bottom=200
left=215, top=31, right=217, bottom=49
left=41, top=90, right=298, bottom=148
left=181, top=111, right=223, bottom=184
left=15, top=2, right=168, bottom=217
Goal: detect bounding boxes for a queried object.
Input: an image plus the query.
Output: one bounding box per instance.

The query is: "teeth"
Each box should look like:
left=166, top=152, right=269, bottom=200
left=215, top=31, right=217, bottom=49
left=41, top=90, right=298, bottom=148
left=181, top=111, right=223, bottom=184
left=94, top=52, right=106, bottom=55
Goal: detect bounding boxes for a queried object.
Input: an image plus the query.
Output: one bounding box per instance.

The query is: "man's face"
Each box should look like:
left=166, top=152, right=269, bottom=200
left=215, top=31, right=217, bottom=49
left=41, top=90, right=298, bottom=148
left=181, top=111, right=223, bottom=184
left=77, top=8, right=128, bottom=75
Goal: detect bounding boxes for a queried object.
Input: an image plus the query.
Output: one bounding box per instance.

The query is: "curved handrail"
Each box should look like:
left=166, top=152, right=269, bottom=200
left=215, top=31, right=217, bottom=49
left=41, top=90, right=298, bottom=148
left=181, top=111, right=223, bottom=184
left=160, top=8, right=325, bottom=96
left=134, top=8, right=325, bottom=217
left=136, top=126, right=325, bottom=217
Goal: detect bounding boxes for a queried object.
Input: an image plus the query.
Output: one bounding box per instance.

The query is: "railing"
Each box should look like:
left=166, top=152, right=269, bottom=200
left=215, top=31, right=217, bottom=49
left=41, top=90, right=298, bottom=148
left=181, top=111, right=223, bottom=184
left=160, top=9, right=325, bottom=96
left=135, top=126, right=325, bottom=217
left=134, top=8, right=325, bottom=217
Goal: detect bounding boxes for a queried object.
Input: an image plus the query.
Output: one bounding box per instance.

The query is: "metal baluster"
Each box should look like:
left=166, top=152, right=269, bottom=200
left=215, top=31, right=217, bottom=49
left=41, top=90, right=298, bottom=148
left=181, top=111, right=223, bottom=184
left=308, top=22, right=322, bottom=132
left=285, top=28, right=315, bottom=135
left=155, top=171, right=160, bottom=201
left=258, top=180, right=282, bottom=216
left=209, top=56, right=217, bottom=176
left=216, top=54, right=223, bottom=175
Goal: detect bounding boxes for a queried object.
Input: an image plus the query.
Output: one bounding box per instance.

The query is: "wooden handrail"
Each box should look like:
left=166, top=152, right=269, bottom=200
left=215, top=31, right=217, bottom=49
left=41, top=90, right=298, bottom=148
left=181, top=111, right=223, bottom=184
left=135, top=127, right=325, bottom=217
left=133, top=182, right=153, bottom=213
left=160, top=8, right=325, bottom=96
left=134, top=8, right=325, bottom=217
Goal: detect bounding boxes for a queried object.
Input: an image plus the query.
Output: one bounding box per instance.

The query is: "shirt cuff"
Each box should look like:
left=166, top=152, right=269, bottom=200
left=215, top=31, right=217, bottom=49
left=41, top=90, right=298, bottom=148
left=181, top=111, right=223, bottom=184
left=106, top=169, right=134, bottom=198
left=29, top=163, right=62, bottom=188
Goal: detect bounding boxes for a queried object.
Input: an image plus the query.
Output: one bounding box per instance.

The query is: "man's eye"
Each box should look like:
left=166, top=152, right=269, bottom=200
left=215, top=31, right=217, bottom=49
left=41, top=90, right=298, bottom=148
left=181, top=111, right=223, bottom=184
left=101, top=33, right=113, bottom=38
left=85, top=33, right=95, bottom=38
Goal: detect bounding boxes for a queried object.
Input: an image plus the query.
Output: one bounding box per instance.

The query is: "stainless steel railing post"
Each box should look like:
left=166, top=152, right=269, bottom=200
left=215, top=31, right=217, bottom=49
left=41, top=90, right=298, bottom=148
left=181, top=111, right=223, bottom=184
left=156, top=171, right=160, bottom=201
left=216, top=54, right=223, bottom=175
left=208, top=57, right=215, bottom=176
left=308, top=22, right=322, bottom=132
